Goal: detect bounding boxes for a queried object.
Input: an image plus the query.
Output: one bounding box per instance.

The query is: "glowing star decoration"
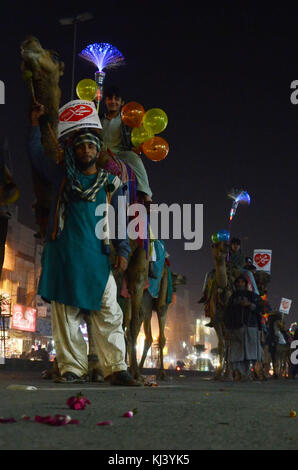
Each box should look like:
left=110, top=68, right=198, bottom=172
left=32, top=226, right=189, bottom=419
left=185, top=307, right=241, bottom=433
left=79, top=42, right=125, bottom=72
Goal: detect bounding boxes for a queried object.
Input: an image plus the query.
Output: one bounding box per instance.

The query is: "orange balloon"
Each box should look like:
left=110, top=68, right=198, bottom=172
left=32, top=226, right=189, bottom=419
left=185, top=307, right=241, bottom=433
left=121, top=102, right=145, bottom=128
left=142, top=137, right=169, bottom=161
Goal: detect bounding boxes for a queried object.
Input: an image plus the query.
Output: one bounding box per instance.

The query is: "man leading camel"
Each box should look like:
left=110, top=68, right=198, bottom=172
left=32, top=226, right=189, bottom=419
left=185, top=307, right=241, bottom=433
left=27, top=101, right=140, bottom=386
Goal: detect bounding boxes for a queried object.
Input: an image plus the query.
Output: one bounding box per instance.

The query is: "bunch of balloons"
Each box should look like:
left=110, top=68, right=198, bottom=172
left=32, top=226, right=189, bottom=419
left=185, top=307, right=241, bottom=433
left=211, top=230, right=230, bottom=244
left=121, top=102, right=169, bottom=161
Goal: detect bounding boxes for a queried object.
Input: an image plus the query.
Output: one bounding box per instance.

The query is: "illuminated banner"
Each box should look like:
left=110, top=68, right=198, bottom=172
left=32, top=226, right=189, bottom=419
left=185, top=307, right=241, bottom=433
left=253, top=249, right=272, bottom=273
left=279, top=298, right=292, bottom=315
left=11, top=305, right=37, bottom=332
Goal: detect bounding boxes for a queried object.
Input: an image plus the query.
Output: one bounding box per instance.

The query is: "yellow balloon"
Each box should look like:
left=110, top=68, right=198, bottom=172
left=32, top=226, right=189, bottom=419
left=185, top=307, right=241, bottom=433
left=143, top=108, right=168, bottom=134
left=131, top=125, right=154, bottom=147
left=76, top=79, right=98, bottom=101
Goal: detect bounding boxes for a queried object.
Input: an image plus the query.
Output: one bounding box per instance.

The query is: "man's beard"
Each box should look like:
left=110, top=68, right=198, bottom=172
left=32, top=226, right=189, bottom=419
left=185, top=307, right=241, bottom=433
left=75, top=156, right=97, bottom=172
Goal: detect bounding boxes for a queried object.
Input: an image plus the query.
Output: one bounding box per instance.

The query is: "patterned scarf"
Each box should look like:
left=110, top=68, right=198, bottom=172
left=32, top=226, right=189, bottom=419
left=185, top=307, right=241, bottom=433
left=56, top=145, right=109, bottom=237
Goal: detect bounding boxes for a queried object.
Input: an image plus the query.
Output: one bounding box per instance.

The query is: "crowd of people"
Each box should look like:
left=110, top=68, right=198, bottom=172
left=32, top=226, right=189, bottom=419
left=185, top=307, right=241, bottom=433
left=204, top=237, right=295, bottom=381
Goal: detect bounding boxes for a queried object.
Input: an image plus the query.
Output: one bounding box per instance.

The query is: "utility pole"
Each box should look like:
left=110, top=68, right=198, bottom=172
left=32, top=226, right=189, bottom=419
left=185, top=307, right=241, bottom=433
left=59, top=12, right=94, bottom=100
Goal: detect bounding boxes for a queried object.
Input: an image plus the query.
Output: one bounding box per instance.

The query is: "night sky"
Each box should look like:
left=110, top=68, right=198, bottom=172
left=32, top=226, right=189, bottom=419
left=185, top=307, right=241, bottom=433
left=0, top=3, right=297, bottom=323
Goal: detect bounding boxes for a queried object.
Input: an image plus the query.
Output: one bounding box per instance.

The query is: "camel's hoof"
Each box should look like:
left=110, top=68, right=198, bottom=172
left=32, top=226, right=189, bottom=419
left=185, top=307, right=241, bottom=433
left=157, top=370, right=168, bottom=381
left=41, top=370, right=54, bottom=380
left=220, top=376, right=234, bottom=382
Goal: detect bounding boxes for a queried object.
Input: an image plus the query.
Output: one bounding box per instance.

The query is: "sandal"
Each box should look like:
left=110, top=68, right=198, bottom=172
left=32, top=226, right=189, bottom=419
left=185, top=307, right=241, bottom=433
left=54, top=372, right=86, bottom=384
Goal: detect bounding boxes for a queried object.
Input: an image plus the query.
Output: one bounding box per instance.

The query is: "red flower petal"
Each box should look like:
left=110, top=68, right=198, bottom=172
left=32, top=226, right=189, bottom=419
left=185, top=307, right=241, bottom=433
left=35, top=414, right=76, bottom=426
left=0, top=417, right=16, bottom=423
left=96, top=420, right=112, bottom=426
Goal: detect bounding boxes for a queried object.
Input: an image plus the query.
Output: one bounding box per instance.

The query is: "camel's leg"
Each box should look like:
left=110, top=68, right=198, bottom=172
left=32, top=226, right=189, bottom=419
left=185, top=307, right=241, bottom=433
left=139, top=291, right=153, bottom=370
left=122, top=298, right=131, bottom=364
left=214, top=323, right=226, bottom=379
left=84, top=314, right=104, bottom=383
left=126, top=246, right=149, bottom=380
left=254, top=361, right=266, bottom=381
left=156, top=305, right=168, bottom=380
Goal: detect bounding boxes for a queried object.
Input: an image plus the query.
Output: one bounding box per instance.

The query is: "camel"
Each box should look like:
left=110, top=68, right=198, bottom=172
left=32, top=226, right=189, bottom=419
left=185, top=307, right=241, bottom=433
left=138, top=266, right=186, bottom=379
left=21, top=36, right=64, bottom=238
left=202, top=241, right=240, bottom=379
left=21, top=36, right=150, bottom=381
left=21, top=36, right=64, bottom=161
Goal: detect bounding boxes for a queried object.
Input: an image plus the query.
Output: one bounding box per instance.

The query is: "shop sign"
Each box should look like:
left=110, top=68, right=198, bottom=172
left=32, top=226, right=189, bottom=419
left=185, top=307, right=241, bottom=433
left=11, top=305, right=37, bottom=332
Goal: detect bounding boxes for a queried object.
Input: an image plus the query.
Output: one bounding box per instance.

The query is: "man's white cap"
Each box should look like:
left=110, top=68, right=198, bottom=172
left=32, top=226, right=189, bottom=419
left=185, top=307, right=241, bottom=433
left=57, top=99, right=102, bottom=140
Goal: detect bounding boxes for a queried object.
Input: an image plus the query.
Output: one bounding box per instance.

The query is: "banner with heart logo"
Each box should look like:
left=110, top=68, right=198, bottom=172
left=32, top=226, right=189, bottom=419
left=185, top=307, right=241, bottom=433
left=253, top=249, right=272, bottom=273
left=279, top=298, right=292, bottom=314
left=58, top=99, right=102, bottom=139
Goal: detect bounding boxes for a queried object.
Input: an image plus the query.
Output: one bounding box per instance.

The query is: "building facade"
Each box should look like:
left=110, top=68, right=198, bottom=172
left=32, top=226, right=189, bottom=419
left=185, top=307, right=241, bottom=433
left=0, top=206, right=52, bottom=360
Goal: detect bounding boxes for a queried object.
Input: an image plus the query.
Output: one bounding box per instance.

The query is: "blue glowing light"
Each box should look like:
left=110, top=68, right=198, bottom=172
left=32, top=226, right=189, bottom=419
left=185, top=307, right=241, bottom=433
left=235, top=190, right=251, bottom=205
left=79, top=42, right=125, bottom=72
left=228, top=189, right=251, bottom=221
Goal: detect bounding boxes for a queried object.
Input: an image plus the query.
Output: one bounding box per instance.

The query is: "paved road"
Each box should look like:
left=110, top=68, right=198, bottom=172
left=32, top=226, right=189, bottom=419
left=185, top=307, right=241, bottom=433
left=0, top=370, right=298, bottom=451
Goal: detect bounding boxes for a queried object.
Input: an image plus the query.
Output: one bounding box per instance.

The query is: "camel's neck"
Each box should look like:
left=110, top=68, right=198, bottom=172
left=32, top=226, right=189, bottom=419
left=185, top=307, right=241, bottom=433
left=33, top=79, right=61, bottom=162
left=215, top=256, right=228, bottom=288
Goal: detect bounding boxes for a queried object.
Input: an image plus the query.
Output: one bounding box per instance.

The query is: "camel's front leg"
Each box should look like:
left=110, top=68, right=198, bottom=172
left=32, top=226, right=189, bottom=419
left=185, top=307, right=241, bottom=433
left=139, top=291, right=153, bottom=370
left=156, top=306, right=168, bottom=380
left=127, top=247, right=149, bottom=380
left=214, top=323, right=227, bottom=379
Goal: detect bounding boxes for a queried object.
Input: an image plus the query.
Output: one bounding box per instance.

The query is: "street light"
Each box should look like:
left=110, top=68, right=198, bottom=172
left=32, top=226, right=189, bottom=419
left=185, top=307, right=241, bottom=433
left=59, top=12, right=94, bottom=100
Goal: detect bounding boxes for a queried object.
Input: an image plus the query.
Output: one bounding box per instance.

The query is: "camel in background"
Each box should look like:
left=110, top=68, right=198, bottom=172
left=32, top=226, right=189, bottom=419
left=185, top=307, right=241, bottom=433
left=138, top=267, right=186, bottom=379
left=202, top=241, right=240, bottom=379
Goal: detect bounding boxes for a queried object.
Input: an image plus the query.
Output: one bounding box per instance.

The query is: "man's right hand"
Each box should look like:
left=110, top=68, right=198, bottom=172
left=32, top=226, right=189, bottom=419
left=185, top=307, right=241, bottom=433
left=31, top=103, right=45, bottom=126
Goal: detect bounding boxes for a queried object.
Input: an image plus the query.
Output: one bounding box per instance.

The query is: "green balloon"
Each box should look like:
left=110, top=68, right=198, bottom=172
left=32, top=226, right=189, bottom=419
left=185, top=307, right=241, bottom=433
left=143, top=108, right=168, bottom=134
left=131, top=125, right=154, bottom=147
left=211, top=233, right=219, bottom=243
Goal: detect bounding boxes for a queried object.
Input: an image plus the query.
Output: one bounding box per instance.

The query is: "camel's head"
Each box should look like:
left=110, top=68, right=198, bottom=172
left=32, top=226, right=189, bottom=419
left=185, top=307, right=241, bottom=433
left=21, top=35, right=64, bottom=81
left=211, top=241, right=229, bottom=263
